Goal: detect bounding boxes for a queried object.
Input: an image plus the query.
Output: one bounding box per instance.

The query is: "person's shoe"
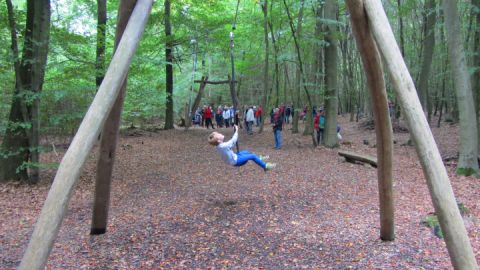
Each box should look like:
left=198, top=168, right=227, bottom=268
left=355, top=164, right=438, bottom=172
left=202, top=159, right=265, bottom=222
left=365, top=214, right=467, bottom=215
left=259, top=155, right=270, bottom=161
left=264, top=162, right=276, bottom=171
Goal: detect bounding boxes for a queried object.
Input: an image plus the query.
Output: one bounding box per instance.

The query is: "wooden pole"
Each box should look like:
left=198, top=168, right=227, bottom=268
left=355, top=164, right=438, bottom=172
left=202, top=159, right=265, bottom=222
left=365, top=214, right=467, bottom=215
left=364, top=0, right=478, bottom=268
left=91, top=0, right=137, bottom=235
left=346, top=0, right=394, bottom=241
left=18, top=0, right=153, bottom=269
left=185, top=76, right=208, bottom=129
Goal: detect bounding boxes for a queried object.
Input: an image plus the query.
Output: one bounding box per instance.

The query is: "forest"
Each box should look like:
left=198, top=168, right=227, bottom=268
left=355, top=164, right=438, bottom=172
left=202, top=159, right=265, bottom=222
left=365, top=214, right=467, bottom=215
left=1, top=0, right=480, bottom=269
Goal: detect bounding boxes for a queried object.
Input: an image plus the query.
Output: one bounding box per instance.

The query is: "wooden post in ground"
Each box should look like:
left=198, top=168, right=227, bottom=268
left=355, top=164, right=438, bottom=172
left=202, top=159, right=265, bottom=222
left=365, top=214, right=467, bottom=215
left=363, top=0, right=478, bottom=268
left=18, top=1, right=153, bottom=269
left=346, top=0, right=394, bottom=241
left=91, top=0, right=137, bottom=235
left=184, top=76, right=208, bottom=129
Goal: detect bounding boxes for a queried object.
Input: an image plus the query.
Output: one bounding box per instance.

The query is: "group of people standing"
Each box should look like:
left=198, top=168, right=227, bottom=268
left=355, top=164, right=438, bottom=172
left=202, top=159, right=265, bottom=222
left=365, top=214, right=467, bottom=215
left=193, top=105, right=236, bottom=129
left=243, top=105, right=263, bottom=135
left=193, top=104, right=264, bottom=130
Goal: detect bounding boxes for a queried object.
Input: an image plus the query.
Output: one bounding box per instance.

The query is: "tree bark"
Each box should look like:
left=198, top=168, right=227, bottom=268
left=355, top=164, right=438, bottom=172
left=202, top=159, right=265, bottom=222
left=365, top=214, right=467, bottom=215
left=473, top=0, right=480, bottom=157
left=164, top=0, right=174, bottom=129
left=290, top=0, right=305, bottom=134
left=95, top=0, right=107, bottom=89
left=443, top=0, right=479, bottom=176
left=2, top=0, right=29, bottom=182
left=91, top=0, right=136, bottom=235
left=268, top=19, right=280, bottom=108
left=259, top=0, right=269, bottom=133
left=301, top=0, right=313, bottom=137
left=397, top=0, right=405, bottom=57
left=346, top=0, right=394, bottom=241
left=364, top=0, right=478, bottom=268
left=417, top=0, right=436, bottom=117
left=19, top=1, right=153, bottom=269
left=284, top=0, right=316, bottom=145
left=314, top=0, right=324, bottom=105
left=0, top=0, right=50, bottom=183
left=323, top=0, right=338, bottom=147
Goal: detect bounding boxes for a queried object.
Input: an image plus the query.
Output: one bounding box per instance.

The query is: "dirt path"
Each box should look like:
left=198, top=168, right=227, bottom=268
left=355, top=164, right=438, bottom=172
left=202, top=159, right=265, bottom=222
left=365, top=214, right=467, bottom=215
left=1, top=116, right=479, bottom=269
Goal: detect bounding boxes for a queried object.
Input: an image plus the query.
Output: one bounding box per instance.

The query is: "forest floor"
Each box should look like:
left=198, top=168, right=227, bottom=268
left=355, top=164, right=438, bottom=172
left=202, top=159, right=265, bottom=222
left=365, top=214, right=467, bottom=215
left=1, top=115, right=479, bottom=269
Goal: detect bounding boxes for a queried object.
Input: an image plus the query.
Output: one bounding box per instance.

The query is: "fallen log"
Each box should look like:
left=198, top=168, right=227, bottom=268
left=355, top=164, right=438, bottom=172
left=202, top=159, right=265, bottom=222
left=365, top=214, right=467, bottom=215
left=338, top=150, right=377, bottom=167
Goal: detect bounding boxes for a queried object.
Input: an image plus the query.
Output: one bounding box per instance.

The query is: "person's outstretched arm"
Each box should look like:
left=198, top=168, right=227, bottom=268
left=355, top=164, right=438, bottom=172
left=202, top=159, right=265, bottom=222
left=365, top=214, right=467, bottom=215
left=224, top=125, right=238, bottom=148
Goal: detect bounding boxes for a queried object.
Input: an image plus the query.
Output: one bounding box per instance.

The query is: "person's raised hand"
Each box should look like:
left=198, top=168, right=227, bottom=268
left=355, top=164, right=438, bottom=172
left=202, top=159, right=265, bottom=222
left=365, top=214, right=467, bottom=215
left=234, top=125, right=238, bottom=132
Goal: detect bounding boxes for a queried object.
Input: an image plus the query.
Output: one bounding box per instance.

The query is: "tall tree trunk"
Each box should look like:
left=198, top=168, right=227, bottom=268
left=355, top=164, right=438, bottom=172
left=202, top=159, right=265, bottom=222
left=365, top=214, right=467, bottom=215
left=91, top=0, right=136, bottom=235
left=268, top=20, right=280, bottom=108
left=0, top=0, right=50, bottom=183
left=314, top=0, right=324, bottom=105
left=290, top=0, right=305, bottom=134
left=284, top=0, right=316, bottom=144
left=301, top=0, right=312, bottom=137
left=417, top=0, right=436, bottom=117
left=394, top=0, right=404, bottom=119
left=443, top=0, right=479, bottom=176
left=259, top=0, right=269, bottom=133
left=95, top=0, right=107, bottom=89
left=29, top=0, right=50, bottom=184
left=164, top=0, right=174, bottom=129
left=348, top=40, right=357, bottom=122
left=323, top=0, right=338, bottom=147
left=473, top=0, right=480, bottom=157
left=397, top=0, right=405, bottom=57
left=2, top=0, right=29, bottom=182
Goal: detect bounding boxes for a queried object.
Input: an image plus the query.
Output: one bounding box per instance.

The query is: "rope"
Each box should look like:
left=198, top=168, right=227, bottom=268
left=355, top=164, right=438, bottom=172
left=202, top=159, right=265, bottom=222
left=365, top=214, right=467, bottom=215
left=232, top=0, right=241, bottom=30
left=231, top=0, right=241, bottom=153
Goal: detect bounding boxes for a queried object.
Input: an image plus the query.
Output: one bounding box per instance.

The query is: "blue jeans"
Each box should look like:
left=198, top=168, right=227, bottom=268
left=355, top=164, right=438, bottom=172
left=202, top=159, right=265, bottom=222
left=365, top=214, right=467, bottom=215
left=235, top=150, right=266, bottom=169
left=245, top=121, right=253, bottom=134
left=274, top=129, right=282, bottom=149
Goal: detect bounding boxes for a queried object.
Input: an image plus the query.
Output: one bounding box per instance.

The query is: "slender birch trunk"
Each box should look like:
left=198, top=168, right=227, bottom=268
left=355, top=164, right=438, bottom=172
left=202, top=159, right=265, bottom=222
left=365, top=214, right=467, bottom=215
left=443, top=0, right=479, bottom=176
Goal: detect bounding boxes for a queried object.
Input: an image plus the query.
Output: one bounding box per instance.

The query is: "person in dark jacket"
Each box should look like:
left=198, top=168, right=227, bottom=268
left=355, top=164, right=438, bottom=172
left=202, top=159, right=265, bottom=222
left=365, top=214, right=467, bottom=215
left=272, top=108, right=283, bottom=150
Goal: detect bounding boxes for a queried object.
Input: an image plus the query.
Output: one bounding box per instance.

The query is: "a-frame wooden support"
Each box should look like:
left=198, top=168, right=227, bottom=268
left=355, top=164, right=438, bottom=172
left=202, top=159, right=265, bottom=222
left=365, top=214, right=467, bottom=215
left=347, top=0, right=478, bottom=269
left=18, top=1, right=154, bottom=269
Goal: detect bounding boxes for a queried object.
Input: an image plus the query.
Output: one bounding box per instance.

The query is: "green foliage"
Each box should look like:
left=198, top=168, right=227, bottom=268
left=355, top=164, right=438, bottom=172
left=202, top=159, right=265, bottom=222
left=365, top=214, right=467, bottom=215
left=457, top=202, right=470, bottom=216
left=422, top=214, right=443, bottom=238
left=17, top=161, right=60, bottom=173
left=0, top=0, right=475, bottom=149
left=422, top=202, right=470, bottom=239
left=456, top=167, right=477, bottom=177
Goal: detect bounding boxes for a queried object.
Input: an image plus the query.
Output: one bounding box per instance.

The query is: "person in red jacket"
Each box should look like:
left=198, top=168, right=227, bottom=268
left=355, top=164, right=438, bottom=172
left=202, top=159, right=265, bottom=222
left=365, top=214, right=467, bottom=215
left=255, top=105, right=263, bottom=126
left=204, top=105, right=215, bottom=129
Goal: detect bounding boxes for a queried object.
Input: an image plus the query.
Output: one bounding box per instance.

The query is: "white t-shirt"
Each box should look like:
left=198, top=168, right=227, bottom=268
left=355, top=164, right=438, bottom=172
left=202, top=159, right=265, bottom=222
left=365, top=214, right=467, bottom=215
left=216, top=130, right=238, bottom=165
left=246, top=108, right=255, bottom=122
